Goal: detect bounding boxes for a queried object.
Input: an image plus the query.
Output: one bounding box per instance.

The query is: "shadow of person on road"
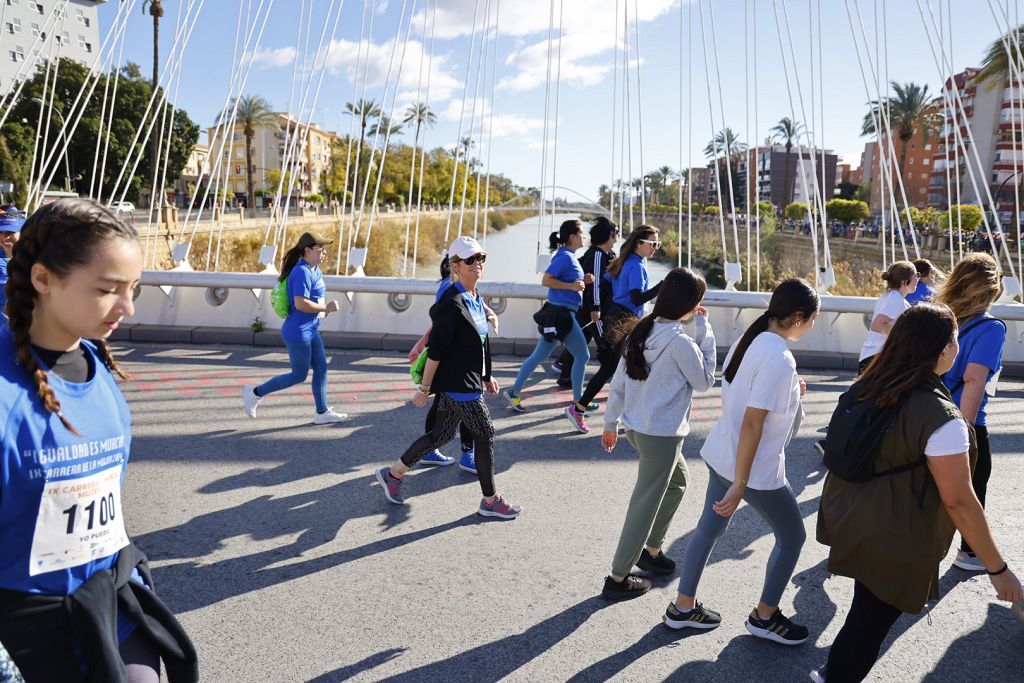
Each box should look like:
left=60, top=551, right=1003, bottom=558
left=307, top=648, right=407, bottom=682
left=921, top=602, right=1024, bottom=680
left=565, top=623, right=712, bottom=682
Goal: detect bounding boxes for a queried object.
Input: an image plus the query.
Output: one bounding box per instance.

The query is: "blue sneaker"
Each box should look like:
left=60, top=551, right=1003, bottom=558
left=421, top=450, right=455, bottom=466
left=459, top=448, right=477, bottom=474
left=585, top=400, right=600, bottom=412
left=503, top=389, right=526, bottom=413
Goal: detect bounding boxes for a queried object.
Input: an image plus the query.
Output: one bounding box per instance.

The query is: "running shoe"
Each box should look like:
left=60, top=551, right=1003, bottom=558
left=809, top=666, right=827, bottom=683
left=556, top=377, right=573, bottom=389
left=564, top=405, right=590, bottom=433
left=313, top=408, right=348, bottom=424
left=745, top=608, right=809, bottom=645
left=663, top=601, right=722, bottom=630
left=636, top=549, right=676, bottom=575
left=503, top=389, right=526, bottom=413
left=814, top=439, right=826, bottom=457
left=374, top=467, right=405, bottom=505
left=547, top=360, right=564, bottom=375
left=584, top=400, right=600, bottom=412
left=243, top=384, right=261, bottom=419
left=421, top=450, right=455, bottom=466
left=459, top=448, right=477, bottom=474
left=601, top=574, right=652, bottom=601
left=478, top=493, right=521, bottom=519
left=953, top=550, right=986, bottom=571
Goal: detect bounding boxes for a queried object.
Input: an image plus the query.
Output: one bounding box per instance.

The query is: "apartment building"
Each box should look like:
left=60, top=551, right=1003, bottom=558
left=748, top=144, right=838, bottom=209
left=855, top=125, right=936, bottom=212
left=1, top=0, right=106, bottom=95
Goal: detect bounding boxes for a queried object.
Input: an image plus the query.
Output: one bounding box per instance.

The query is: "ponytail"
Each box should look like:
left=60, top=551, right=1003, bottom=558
left=279, top=245, right=304, bottom=282
left=548, top=231, right=564, bottom=252
left=881, top=260, right=915, bottom=291
left=549, top=219, right=583, bottom=252
left=723, top=278, right=819, bottom=383
left=622, top=314, right=657, bottom=380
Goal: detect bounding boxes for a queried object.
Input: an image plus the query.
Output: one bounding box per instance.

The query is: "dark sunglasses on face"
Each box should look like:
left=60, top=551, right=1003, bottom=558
left=463, top=254, right=487, bottom=265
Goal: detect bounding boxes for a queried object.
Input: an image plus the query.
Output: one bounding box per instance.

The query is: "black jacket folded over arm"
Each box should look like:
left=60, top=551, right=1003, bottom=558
left=426, top=284, right=492, bottom=395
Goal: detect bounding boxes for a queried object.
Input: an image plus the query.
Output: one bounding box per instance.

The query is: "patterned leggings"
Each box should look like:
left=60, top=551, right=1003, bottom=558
left=400, top=394, right=496, bottom=497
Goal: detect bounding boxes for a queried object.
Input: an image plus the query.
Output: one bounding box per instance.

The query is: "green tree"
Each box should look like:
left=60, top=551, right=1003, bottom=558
left=938, top=204, right=984, bottom=233
left=826, top=198, right=870, bottom=223
left=704, top=127, right=747, bottom=159
left=402, top=102, right=436, bottom=152
left=862, top=82, right=942, bottom=176
left=854, top=181, right=871, bottom=204
left=978, top=23, right=1024, bottom=85
left=142, top=1, right=165, bottom=202
left=367, top=114, right=403, bottom=142
left=218, top=95, right=276, bottom=210
left=770, top=117, right=803, bottom=206
left=344, top=98, right=381, bottom=204
left=785, top=201, right=809, bottom=221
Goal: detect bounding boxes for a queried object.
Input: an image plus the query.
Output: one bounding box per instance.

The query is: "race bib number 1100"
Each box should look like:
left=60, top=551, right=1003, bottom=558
left=29, top=465, right=129, bottom=576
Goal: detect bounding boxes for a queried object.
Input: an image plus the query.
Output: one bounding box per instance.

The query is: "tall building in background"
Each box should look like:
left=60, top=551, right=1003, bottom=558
left=1, top=1, right=107, bottom=95
left=855, top=126, right=936, bottom=212
left=749, top=144, right=838, bottom=209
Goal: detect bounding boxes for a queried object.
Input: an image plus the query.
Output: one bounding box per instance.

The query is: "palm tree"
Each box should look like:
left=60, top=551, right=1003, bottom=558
left=344, top=98, right=381, bottom=204
left=770, top=117, right=803, bottom=206
left=142, top=1, right=164, bottom=203
left=978, top=23, right=1024, bottom=86
left=650, top=164, right=674, bottom=205
left=862, top=82, right=942, bottom=175
left=367, top=115, right=403, bottom=142
left=402, top=102, right=436, bottom=152
left=218, top=95, right=276, bottom=210
left=704, top=127, right=747, bottom=160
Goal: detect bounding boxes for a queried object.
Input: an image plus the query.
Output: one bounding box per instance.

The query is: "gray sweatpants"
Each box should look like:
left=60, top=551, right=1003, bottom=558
left=677, top=462, right=806, bottom=607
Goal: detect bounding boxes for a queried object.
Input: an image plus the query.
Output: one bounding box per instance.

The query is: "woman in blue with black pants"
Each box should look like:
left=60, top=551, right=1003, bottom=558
left=503, top=220, right=594, bottom=432
left=243, top=231, right=346, bottom=424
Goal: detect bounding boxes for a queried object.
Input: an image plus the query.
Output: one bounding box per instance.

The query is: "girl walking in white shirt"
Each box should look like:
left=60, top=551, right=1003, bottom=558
left=663, top=279, right=819, bottom=644
left=858, top=261, right=918, bottom=374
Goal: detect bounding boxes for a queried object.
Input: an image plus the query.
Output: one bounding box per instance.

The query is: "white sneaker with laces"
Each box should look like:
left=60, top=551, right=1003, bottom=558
left=243, top=384, right=261, bottom=419
left=313, top=408, right=348, bottom=424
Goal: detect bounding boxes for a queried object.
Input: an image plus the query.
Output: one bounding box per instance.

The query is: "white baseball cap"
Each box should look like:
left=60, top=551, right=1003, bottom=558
left=447, top=236, right=486, bottom=261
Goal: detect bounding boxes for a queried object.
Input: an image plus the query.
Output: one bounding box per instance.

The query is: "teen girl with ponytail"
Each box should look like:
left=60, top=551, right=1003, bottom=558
left=504, top=220, right=593, bottom=430
left=570, top=225, right=662, bottom=425
left=599, top=268, right=716, bottom=601
left=858, top=261, right=918, bottom=374
left=662, top=279, right=818, bottom=644
left=243, top=231, right=347, bottom=424
left=0, top=199, right=197, bottom=682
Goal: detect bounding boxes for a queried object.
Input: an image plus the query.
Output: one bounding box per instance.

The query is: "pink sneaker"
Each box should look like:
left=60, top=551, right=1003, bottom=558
left=478, top=493, right=522, bottom=519
left=564, top=404, right=590, bottom=433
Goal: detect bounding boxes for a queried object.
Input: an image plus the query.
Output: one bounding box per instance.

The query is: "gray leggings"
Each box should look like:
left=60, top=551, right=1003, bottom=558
left=678, top=462, right=806, bottom=607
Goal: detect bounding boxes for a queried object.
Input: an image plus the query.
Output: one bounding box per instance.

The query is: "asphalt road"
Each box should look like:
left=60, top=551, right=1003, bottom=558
left=114, top=342, right=1024, bottom=682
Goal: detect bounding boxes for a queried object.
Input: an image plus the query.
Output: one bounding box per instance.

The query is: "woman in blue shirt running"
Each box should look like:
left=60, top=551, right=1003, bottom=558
left=243, top=231, right=347, bottom=424
left=503, top=220, right=594, bottom=431
left=0, top=199, right=196, bottom=682
left=0, top=212, right=23, bottom=316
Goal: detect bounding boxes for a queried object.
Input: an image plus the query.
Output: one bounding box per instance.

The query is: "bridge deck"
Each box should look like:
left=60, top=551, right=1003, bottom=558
left=117, top=342, right=1024, bottom=682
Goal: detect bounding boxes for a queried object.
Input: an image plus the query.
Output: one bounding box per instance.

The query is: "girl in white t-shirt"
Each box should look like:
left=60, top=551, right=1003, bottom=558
left=662, top=279, right=819, bottom=645
left=858, top=261, right=918, bottom=374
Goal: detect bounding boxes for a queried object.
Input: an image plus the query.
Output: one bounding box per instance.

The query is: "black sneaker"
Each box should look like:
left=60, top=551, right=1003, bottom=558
left=814, top=440, right=826, bottom=457
left=636, top=549, right=676, bottom=575
left=745, top=608, right=809, bottom=645
left=556, top=377, right=573, bottom=389
left=663, top=601, right=721, bottom=630
left=601, top=574, right=652, bottom=601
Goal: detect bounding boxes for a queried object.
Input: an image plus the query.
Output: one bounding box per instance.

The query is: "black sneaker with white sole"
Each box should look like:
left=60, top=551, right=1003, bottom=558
left=636, top=549, right=676, bottom=575
left=601, top=574, right=651, bottom=601
left=814, top=439, right=826, bottom=457
left=745, top=608, right=809, bottom=645
left=662, top=601, right=721, bottom=630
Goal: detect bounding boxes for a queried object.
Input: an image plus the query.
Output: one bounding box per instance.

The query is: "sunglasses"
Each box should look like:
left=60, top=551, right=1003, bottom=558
left=463, top=254, right=487, bottom=265
left=639, top=239, right=662, bottom=250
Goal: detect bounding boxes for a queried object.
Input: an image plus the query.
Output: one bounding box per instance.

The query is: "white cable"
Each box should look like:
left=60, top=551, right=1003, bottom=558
left=411, top=0, right=438, bottom=277
left=480, top=0, right=502, bottom=248
left=403, top=0, right=432, bottom=275
left=0, top=0, right=73, bottom=128
left=707, top=0, right=742, bottom=264
left=610, top=0, right=619, bottom=220
left=444, top=0, right=483, bottom=244
left=632, top=0, right=647, bottom=224
left=457, top=0, right=491, bottom=238
left=536, top=0, right=555, bottom=252
left=547, top=0, right=564, bottom=235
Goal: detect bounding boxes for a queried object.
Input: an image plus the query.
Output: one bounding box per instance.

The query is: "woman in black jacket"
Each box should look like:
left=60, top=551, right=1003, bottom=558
left=375, top=237, right=521, bottom=519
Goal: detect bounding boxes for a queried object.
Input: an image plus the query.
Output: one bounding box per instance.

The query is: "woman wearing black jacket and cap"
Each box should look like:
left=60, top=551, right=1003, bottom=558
left=375, top=237, right=521, bottom=519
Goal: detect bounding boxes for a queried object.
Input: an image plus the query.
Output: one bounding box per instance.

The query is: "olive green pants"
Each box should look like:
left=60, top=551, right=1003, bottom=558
left=611, top=431, right=689, bottom=577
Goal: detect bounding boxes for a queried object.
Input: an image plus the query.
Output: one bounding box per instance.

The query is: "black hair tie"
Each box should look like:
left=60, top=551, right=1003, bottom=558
left=986, top=562, right=1009, bottom=576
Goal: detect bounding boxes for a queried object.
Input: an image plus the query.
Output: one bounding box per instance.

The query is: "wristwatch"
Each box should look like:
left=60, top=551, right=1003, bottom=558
left=418, top=384, right=431, bottom=395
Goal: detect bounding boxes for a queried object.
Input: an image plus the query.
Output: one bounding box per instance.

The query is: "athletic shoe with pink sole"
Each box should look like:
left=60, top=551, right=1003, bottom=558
left=564, top=404, right=590, bottom=433
left=478, top=493, right=521, bottom=519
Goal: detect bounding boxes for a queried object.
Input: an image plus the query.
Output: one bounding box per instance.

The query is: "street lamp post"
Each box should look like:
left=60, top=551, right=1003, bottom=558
left=31, top=98, right=73, bottom=194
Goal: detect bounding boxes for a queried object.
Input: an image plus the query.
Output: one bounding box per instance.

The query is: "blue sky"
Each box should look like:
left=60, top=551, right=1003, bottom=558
left=98, top=0, right=1015, bottom=203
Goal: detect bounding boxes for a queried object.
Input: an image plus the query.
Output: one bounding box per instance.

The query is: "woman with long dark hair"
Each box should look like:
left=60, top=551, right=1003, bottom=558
left=503, top=219, right=594, bottom=431
left=663, top=279, right=818, bottom=643
left=812, top=303, right=1022, bottom=683
left=599, top=268, right=716, bottom=601
left=935, top=253, right=1007, bottom=572
left=0, top=199, right=197, bottom=682
left=243, top=231, right=346, bottom=424
left=570, top=225, right=662, bottom=422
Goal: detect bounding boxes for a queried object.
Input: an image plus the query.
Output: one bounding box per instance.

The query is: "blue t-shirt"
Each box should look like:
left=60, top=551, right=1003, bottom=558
left=610, top=253, right=649, bottom=317
left=0, top=255, right=8, bottom=311
left=445, top=281, right=488, bottom=402
left=942, top=313, right=1005, bottom=427
left=435, top=278, right=453, bottom=303
left=280, top=259, right=327, bottom=343
left=905, top=280, right=934, bottom=305
left=545, top=247, right=584, bottom=310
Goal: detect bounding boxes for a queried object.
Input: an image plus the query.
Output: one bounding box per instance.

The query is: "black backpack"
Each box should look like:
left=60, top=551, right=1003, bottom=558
left=822, top=381, right=917, bottom=483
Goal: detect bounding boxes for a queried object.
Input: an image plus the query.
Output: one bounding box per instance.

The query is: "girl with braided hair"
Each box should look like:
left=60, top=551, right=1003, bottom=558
left=0, top=199, right=197, bottom=682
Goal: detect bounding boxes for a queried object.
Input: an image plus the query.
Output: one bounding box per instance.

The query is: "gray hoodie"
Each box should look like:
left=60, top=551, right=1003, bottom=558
left=603, top=316, right=717, bottom=438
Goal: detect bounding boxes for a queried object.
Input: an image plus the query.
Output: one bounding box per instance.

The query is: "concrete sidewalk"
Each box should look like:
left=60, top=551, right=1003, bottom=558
left=116, top=343, right=1024, bottom=682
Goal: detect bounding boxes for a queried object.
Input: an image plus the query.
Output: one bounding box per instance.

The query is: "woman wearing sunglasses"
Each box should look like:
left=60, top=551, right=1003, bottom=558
left=571, top=225, right=663, bottom=423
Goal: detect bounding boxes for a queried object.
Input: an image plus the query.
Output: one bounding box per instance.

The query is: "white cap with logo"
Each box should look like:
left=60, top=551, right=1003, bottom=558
left=446, top=236, right=486, bottom=261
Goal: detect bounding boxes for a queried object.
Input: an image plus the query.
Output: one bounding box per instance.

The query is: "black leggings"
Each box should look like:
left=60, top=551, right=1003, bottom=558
left=824, top=580, right=903, bottom=683
left=401, top=394, right=496, bottom=496
left=424, top=394, right=474, bottom=452
left=577, top=308, right=635, bottom=408
left=961, top=424, right=991, bottom=554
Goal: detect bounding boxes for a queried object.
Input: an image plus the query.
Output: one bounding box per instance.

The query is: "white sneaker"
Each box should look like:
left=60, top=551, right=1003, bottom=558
left=952, top=550, right=986, bottom=572
left=243, top=384, right=261, bottom=419
left=313, top=408, right=347, bottom=424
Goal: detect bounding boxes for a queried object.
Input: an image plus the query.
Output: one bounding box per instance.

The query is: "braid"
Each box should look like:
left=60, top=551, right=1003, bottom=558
left=90, top=337, right=129, bottom=380
left=5, top=224, right=81, bottom=435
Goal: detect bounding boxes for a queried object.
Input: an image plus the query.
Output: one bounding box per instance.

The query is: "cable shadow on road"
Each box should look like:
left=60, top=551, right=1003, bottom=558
left=921, top=602, right=1024, bottom=680
left=306, top=648, right=407, bottom=683
left=375, top=597, right=610, bottom=683
left=564, top=623, right=714, bottom=682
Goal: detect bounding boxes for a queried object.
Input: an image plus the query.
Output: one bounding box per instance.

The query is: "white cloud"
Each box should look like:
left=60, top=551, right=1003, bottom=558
left=250, top=46, right=298, bottom=69
left=324, top=38, right=464, bottom=105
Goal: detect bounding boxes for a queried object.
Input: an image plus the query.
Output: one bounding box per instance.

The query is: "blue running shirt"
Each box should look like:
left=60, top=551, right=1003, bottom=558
left=545, top=247, right=584, bottom=310
left=942, top=313, right=1005, bottom=427
left=281, top=259, right=327, bottom=342
left=610, top=253, right=649, bottom=317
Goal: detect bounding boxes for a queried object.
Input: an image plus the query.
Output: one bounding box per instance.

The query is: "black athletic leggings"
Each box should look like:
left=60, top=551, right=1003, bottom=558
left=424, top=394, right=474, bottom=453
left=401, top=394, right=496, bottom=496
left=824, top=580, right=903, bottom=683
left=961, top=424, right=991, bottom=554
left=577, top=307, right=635, bottom=408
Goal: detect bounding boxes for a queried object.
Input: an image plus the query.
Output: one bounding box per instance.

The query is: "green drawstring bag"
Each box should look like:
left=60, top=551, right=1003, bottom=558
left=271, top=279, right=290, bottom=318
left=410, top=348, right=429, bottom=385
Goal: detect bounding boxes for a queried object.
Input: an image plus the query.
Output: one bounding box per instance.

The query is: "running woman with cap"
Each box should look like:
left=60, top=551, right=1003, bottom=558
left=243, top=231, right=347, bottom=424
left=0, top=211, right=24, bottom=317
left=376, top=237, right=521, bottom=518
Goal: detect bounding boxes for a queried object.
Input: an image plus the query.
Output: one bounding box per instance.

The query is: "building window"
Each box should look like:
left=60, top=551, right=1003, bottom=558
left=4, top=1, right=19, bottom=8
left=9, top=46, right=25, bottom=62
left=78, top=35, right=85, bottom=49
left=60, top=31, right=68, bottom=45
left=30, top=22, right=39, bottom=36
left=5, top=17, right=21, bottom=34
left=32, top=2, right=43, bottom=15
left=909, top=157, right=914, bottom=165
left=83, top=41, right=91, bottom=53
left=922, top=157, right=930, bottom=165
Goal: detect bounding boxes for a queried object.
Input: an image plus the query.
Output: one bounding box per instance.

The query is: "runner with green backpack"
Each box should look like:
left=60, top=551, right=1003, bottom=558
left=243, top=231, right=347, bottom=424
